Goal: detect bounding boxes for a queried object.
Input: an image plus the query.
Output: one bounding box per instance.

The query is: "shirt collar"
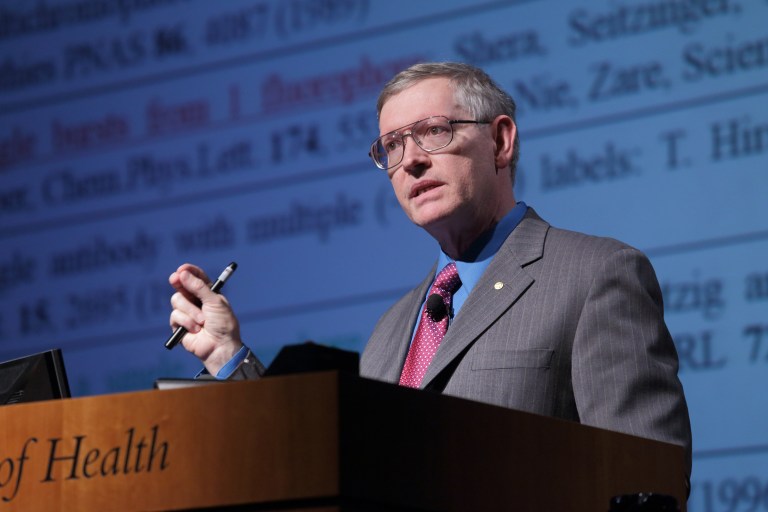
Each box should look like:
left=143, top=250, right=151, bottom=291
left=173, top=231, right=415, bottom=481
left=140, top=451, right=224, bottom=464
left=437, top=201, right=527, bottom=297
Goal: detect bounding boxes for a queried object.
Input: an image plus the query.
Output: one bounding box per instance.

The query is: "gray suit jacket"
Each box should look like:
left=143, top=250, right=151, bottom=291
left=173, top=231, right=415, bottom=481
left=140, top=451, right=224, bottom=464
left=360, top=208, right=692, bottom=477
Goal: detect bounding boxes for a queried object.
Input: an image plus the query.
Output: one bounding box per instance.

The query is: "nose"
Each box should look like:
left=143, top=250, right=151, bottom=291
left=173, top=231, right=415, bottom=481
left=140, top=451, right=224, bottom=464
left=398, top=132, right=430, bottom=175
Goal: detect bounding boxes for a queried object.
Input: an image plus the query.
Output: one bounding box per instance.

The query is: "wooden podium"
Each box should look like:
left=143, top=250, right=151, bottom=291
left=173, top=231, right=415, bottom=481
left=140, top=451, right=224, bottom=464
left=0, top=371, right=686, bottom=511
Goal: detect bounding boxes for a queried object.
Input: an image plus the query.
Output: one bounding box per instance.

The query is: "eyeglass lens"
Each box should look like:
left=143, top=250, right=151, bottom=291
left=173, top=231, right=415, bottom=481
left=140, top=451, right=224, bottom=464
left=373, top=117, right=454, bottom=170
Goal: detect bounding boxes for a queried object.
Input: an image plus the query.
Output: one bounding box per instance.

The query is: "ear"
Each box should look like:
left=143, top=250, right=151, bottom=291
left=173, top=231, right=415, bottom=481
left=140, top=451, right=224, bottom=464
left=491, top=115, right=516, bottom=170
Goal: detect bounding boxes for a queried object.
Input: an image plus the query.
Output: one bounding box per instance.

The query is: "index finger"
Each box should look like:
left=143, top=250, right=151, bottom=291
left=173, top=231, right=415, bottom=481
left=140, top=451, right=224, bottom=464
left=169, top=263, right=212, bottom=303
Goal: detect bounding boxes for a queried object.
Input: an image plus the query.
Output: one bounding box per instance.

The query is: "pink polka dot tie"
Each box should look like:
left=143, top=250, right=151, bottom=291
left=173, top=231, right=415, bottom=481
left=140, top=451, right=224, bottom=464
left=399, top=262, right=462, bottom=388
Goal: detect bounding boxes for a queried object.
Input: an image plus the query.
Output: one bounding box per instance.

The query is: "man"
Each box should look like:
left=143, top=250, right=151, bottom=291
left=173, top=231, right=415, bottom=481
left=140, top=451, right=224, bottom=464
left=168, top=62, right=692, bottom=480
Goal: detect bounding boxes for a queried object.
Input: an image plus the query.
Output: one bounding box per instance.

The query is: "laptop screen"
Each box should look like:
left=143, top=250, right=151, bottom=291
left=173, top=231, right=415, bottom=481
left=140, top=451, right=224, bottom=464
left=0, top=349, right=71, bottom=405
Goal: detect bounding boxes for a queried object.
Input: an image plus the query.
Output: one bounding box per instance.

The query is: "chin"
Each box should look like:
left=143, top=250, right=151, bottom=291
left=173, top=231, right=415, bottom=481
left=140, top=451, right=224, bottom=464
left=410, top=209, right=454, bottom=231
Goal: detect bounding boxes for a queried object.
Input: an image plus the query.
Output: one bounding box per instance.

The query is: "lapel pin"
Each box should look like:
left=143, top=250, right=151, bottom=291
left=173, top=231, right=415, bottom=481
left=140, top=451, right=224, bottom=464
left=494, top=282, right=504, bottom=290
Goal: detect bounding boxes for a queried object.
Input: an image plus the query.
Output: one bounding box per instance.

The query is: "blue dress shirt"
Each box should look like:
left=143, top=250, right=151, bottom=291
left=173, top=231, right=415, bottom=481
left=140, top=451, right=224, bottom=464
left=413, top=201, right=528, bottom=339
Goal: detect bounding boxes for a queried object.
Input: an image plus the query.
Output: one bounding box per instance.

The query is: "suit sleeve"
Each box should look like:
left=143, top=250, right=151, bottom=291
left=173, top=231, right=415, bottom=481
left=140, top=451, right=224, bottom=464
left=571, top=247, right=692, bottom=478
left=225, top=348, right=266, bottom=380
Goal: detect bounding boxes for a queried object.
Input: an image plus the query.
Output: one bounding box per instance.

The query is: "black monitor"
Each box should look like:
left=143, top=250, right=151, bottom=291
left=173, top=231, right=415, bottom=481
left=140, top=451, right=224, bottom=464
left=0, top=349, right=71, bottom=405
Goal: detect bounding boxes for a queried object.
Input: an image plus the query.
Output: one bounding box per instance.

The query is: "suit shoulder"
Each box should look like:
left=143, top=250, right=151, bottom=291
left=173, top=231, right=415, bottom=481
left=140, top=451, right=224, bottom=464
left=545, top=223, right=646, bottom=260
left=520, top=207, right=647, bottom=263
left=525, top=220, right=656, bottom=283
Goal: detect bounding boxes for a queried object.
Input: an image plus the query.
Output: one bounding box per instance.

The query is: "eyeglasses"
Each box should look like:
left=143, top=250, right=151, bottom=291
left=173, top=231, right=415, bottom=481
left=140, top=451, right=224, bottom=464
left=369, top=116, right=489, bottom=170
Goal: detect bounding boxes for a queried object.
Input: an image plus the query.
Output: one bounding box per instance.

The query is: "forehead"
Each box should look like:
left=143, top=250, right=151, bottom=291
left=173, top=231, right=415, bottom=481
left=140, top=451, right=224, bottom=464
left=379, top=78, right=465, bottom=134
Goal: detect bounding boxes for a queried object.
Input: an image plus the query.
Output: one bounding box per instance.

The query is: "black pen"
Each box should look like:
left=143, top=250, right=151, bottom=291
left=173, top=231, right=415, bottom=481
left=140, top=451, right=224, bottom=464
left=164, top=262, right=238, bottom=350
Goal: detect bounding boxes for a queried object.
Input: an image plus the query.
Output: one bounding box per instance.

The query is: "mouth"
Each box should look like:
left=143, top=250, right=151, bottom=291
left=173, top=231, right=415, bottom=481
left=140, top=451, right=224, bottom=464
left=410, top=181, right=442, bottom=199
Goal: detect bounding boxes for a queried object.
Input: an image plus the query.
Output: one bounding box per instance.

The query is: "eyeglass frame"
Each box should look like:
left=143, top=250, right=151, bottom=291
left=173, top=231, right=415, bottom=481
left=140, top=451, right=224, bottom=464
left=368, top=115, right=490, bottom=170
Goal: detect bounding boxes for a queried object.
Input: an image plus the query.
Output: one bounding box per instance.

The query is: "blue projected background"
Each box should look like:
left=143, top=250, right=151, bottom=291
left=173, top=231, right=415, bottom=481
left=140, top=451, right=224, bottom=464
left=1, top=1, right=767, bottom=508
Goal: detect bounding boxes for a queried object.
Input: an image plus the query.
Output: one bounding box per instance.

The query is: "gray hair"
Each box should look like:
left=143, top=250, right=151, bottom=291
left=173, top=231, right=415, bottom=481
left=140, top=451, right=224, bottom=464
left=377, top=62, right=520, bottom=181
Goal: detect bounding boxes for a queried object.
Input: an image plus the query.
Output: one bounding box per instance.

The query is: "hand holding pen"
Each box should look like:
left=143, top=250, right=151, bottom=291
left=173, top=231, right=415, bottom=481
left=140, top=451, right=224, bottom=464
left=166, top=262, right=244, bottom=374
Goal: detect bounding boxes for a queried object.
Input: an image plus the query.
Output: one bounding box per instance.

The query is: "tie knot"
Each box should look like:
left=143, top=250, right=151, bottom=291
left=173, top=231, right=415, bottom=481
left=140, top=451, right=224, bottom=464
left=432, top=262, right=461, bottom=295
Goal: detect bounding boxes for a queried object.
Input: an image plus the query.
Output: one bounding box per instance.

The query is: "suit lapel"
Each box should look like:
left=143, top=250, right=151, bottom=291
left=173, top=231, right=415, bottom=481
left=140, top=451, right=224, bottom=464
left=368, top=266, right=436, bottom=383
left=420, top=209, right=549, bottom=388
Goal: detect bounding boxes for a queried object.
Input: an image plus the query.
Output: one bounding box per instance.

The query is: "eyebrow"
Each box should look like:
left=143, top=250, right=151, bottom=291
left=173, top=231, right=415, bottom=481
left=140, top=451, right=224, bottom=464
left=379, top=116, right=439, bottom=137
